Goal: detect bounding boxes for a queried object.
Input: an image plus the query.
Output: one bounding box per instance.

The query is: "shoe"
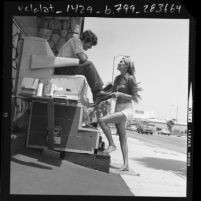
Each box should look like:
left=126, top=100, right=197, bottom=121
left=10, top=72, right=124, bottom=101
left=89, top=92, right=113, bottom=108
left=89, top=122, right=98, bottom=128
left=102, top=83, right=113, bottom=92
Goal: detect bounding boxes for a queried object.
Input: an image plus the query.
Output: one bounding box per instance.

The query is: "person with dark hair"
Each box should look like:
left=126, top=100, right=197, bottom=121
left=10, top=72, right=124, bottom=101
left=98, top=56, right=142, bottom=171
left=54, top=30, right=109, bottom=103
left=79, top=30, right=98, bottom=46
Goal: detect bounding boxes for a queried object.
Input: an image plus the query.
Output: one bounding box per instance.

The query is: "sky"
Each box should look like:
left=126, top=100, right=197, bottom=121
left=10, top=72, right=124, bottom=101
left=84, top=17, right=189, bottom=123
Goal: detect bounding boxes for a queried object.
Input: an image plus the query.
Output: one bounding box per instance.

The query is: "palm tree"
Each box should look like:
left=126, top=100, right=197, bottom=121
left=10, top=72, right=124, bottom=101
left=166, top=119, right=176, bottom=134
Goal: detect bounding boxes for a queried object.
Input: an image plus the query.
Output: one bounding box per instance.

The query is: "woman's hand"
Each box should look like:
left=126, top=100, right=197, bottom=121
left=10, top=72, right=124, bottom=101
left=111, top=92, right=121, bottom=98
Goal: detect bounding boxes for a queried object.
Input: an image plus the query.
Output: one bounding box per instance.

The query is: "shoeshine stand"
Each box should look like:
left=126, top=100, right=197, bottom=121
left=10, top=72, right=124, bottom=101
left=14, top=37, right=110, bottom=173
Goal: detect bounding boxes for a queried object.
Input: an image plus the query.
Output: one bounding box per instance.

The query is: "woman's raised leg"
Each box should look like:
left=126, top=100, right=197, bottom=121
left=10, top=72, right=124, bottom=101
left=98, top=112, right=126, bottom=153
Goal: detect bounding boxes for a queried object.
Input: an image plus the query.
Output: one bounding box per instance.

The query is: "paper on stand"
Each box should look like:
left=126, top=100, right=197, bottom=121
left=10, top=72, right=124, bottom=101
left=21, top=77, right=39, bottom=90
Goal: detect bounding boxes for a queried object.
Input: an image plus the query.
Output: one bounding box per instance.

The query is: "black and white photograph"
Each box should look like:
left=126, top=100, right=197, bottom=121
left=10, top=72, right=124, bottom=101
left=2, top=0, right=196, bottom=200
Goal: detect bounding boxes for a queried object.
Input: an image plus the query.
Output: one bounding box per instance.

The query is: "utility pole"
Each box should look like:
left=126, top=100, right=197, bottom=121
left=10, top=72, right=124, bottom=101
left=176, top=105, right=178, bottom=122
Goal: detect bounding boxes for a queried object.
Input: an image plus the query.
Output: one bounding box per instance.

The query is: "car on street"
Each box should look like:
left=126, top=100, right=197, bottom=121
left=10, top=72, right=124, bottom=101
left=158, top=129, right=171, bottom=136
left=126, top=125, right=137, bottom=132
left=136, top=125, right=153, bottom=135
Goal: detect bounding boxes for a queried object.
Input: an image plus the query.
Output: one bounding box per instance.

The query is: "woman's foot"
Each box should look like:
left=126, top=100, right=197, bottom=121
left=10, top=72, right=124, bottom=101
left=103, top=145, right=116, bottom=153
left=119, top=164, right=129, bottom=171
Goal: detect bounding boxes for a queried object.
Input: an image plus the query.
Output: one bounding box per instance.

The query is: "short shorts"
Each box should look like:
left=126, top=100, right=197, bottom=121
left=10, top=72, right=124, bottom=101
left=115, top=101, right=134, bottom=121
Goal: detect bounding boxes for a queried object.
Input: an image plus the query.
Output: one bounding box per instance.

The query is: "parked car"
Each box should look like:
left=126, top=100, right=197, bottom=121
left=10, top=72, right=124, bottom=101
left=158, top=129, right=171, bottom=136
left=137, top=125, right=153, bottom=135
left=127, top=125, right=137, bottom=132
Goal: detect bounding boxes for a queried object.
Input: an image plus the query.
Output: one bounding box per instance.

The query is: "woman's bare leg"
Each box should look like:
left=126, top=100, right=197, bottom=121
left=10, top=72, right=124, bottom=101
left=116, top=122, right=129, bottom=171
left=98, top=112, right=126, bottom=153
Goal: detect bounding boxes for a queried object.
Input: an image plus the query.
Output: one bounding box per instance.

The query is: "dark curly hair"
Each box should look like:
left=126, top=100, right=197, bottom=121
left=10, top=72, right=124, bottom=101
left=80, top=30, right=98, bottom=46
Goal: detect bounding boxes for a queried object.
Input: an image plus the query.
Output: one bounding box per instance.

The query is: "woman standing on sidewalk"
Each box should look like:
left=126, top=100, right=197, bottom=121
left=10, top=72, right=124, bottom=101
left=98, top=56, right=142, bottom=171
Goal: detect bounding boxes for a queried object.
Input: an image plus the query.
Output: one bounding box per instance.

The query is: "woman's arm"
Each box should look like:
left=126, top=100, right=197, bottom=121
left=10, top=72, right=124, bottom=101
left=112, top=92, right=134, bottom=101
left=112, top=76, right=141, bottom=102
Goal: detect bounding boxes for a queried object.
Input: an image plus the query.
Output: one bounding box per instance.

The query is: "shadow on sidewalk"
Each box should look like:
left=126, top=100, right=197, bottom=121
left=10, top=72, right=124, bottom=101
left=11, top=148, right=62, bottom=168
left=133, top=157, right=186, bottom=176
left=11, top=157, right=53, bottom=170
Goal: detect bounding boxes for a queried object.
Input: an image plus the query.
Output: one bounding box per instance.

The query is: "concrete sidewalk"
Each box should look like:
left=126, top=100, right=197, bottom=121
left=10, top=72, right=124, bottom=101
left=106, top=133, right=187, bottom=197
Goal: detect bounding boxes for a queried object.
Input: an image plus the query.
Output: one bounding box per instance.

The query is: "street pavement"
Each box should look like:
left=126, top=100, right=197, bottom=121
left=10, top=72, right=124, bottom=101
left=127, top=131, right=187, bottom=154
